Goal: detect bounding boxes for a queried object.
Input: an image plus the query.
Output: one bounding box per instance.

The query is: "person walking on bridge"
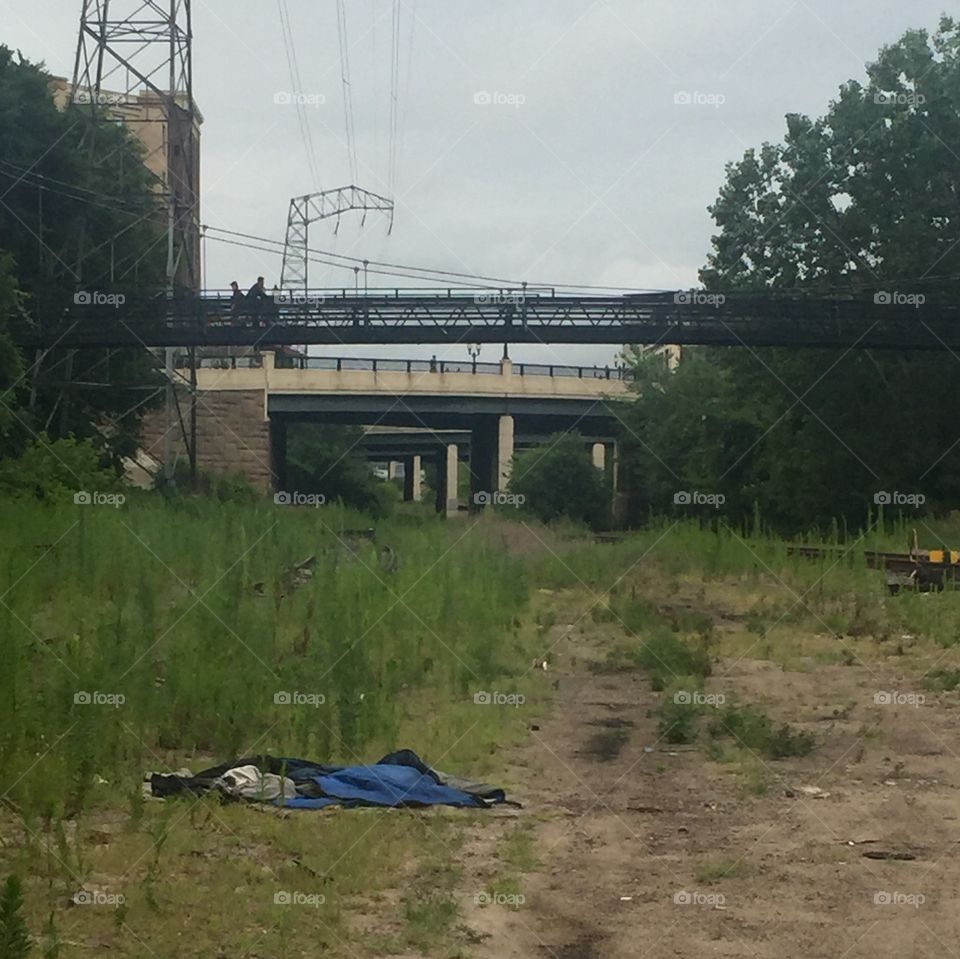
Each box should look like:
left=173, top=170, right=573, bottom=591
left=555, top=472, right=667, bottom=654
left=246, top=276, right=270, bottom=326
left=229, top=280, right=244, bottom=322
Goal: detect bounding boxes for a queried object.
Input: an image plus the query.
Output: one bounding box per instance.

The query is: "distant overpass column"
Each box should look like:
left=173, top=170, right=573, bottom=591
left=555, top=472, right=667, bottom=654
left=444, top=444, right=459, bottom=516
left=471, top=414, right=515, bottom=510
left=591, top=442, right=606, bottom=470
left=498, top=415, right=514, bottom=491
left=270, top=418, right=287, bottom=493
left=607, top=442, right=620, bottom=491
left=403, top=455, right=422, bottom=502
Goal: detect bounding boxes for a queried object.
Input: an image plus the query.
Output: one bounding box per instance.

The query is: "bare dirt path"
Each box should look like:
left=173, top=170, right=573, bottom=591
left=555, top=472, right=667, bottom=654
left=458, top=586, right=960, bottom=959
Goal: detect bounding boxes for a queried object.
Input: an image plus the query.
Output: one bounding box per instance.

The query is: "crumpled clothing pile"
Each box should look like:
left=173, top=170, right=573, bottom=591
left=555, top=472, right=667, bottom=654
left=146, top=749, right=515, bottom=810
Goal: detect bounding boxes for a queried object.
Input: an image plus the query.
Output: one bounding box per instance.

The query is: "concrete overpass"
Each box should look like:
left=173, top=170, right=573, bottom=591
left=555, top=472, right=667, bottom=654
left=141, top=352, right=630, bottom=513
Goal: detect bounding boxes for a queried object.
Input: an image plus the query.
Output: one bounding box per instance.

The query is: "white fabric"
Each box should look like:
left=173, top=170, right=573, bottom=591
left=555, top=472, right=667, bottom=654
left=215, top=765, right=298, bottom=802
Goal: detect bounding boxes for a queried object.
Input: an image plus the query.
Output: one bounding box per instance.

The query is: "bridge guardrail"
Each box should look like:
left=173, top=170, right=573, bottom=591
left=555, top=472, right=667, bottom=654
left=179, top=352, right=630, bottom=379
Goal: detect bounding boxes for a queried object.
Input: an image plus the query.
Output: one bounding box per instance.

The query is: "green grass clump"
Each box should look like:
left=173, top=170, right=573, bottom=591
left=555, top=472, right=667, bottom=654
left=657, top=677, right=704, bottom=744
left=695, top=858, right=749, bottom=884
left=708, top=704, right=814, bottom=759
left=924, top=668, right=960, bottom=691
left=637, top=628, right=712, bottom=691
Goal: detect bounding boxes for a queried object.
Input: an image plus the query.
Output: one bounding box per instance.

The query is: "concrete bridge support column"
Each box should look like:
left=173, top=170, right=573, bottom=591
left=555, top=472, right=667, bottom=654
left=607, top=442, right=620, bottom=492
left=498, top=415, right=515, bottom=491
left=403, top=454, right=422, bottom=502
left=270, top=419, right=288, bottom=493
left=470, top=415, right=515, bottom=510
left=435, top=444, right=459, bottom=517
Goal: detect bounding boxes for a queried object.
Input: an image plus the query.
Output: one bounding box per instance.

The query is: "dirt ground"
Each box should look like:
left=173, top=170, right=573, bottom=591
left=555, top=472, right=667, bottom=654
left=455, top=580, right=960, bottom=959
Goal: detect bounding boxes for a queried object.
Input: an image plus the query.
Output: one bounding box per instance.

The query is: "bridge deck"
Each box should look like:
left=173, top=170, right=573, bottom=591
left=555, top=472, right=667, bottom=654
left=14, top=289, right=960, bottom=349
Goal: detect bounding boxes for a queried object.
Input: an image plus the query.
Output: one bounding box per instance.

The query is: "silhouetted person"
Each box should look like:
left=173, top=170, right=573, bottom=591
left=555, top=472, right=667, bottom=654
left=247, top=276, right=269, bottom=326
left=429, top=354, right=438, bottom=372
left=247, top=276, right=268, bottom=302
left=229, top=280, right=244, bottom=320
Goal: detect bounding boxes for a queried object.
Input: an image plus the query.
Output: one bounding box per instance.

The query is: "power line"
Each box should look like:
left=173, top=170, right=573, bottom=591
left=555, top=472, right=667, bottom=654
left=387, top=0, right=401, bottom=197
left=335, top=0, right=359, bottom=183
left=278, top=0, right=322, bottom=189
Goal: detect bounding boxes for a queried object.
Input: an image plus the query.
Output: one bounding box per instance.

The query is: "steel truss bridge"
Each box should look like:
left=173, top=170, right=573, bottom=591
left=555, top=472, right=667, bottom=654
left=14, top=288, right=960, bottom=350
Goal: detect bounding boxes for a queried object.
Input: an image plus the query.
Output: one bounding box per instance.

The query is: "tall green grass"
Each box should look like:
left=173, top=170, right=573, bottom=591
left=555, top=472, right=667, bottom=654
left=0, top=495, right=530, bottom=819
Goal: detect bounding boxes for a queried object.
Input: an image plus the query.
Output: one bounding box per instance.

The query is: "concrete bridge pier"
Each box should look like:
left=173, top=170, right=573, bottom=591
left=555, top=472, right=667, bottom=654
left=271, top=419, right=288, bottom=492
left=402, top=455, right=422, bottom=502
left=469, top=414, right=514, bottom=510
left=434, top=444, right=460, bottom=517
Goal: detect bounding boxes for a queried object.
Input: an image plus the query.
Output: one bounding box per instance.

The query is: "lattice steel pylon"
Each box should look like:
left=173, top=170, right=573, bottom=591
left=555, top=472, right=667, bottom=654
left=72, top=0, right=200, bottom=293
left=72, top=0, right=201, bottom=486
left=280, top=186, right=395, bottom=291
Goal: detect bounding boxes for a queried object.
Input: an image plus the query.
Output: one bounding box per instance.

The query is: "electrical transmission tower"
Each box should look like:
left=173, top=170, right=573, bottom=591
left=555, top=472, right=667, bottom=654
left=72, top=0, right=200, bottom=292
left=280, top=187, right=394, bottom=291
left=72, top=0, right=201, bottom=484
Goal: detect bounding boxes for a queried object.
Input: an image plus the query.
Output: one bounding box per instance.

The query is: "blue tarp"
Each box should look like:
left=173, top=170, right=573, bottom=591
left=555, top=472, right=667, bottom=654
left=282, top=762, right=497, bottom=809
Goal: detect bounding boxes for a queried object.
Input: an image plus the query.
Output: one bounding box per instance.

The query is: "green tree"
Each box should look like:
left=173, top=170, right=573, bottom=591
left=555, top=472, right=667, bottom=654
left=286, top=423, right=397, bottom=517
left=0, top=45, right=165, bottom=466
left=622, top=17, right=960, bottom=533
left=509, top=433, right=612, bottom=529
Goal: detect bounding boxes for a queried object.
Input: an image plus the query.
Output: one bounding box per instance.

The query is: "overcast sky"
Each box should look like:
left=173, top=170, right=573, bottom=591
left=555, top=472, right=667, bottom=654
left=0, top=0, right=949, bottom=365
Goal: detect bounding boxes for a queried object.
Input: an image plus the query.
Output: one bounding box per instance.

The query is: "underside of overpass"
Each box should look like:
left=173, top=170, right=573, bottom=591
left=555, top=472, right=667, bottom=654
left=139, top=352, right=625, bottom=514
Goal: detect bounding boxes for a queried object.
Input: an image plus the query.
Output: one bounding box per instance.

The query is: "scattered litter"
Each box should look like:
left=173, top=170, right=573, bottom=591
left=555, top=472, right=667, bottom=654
left=797, top=785, right=830, bottom=798
left=532, top=657, right=549, bottom=671
left=619, top=895, right=633, bottom=902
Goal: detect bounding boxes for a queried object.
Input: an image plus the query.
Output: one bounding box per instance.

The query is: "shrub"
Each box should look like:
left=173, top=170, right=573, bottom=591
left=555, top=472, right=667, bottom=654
left=509, top=433, right=612, bottom=529
left=0, top=433, right=117, bottom=502
left=636, top=627, right=712, bottom=691
left=0, top=875, right=31, bottom=959
left=708, top=703, right=814, bottom=758
left=658, top=677, right=702, bottom=743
